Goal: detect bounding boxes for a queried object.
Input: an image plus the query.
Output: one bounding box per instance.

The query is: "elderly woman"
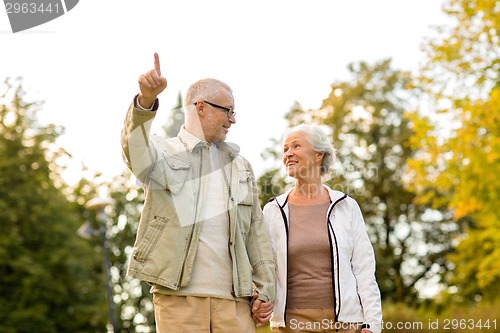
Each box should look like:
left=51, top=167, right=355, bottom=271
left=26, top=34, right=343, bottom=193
left=263, top=124, right=382, bottom=333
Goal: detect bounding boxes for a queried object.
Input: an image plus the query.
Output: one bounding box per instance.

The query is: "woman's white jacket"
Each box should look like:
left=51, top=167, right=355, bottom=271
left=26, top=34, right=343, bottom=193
left=262, top=186, right=382, bottom=333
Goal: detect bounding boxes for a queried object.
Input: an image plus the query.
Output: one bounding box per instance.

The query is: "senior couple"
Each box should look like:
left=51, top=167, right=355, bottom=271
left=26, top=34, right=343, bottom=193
left=121, top=53, right=382, bottom=333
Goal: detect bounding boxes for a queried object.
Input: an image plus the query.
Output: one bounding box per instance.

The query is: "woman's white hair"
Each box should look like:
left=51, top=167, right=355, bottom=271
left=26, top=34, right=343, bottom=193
left=284, top=124, right=335, bottom=180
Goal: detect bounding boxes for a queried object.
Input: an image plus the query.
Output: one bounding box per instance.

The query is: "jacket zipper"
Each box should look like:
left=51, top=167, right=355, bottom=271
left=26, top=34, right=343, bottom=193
left=327, top=194, right=347, bottom=322
left=176, top=149, right=203, bottom=287
left=219, top=154, right=235, bottom=297
left=274, top=196, right=289, bottom=321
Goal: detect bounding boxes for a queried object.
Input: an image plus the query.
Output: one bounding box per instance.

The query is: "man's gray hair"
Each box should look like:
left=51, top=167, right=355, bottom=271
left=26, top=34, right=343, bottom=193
left=184, top=78, right=233, bottom=108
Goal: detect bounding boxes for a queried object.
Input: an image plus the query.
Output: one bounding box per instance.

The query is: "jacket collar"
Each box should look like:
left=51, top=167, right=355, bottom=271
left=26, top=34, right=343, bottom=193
left=177, top=126, right=240, bottom=157
left=177, top=126, right=206, bottom=151
left=273, top=185, right=347, bottom=207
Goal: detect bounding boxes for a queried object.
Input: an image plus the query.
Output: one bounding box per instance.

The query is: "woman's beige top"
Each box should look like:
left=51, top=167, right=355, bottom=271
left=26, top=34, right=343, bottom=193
left=286, top=201, right=335, bottom=309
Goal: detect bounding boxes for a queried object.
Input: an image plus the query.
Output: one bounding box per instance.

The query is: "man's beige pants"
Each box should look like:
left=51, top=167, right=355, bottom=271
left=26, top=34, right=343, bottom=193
left=153, top=293, right=255, bottom=333
left=278, top=308, right=362, bottom=333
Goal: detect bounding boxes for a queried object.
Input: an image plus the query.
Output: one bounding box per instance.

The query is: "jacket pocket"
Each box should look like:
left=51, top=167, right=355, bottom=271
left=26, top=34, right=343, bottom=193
left=133, top=215, right=168, bottom=264
left=236, top=169, right=253, bottom=238
left=150, top=150, right=190, bottom=194
left=237, top=169, right=253, bottom=205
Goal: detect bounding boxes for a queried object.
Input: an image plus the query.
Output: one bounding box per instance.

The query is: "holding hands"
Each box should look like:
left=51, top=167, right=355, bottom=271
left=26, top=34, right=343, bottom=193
left=251, top=291, right=273, bottom=327
left=138, top=53, right=167, bottom=109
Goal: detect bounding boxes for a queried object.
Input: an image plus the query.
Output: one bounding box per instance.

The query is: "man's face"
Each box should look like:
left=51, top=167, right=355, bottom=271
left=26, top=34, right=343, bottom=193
left=200, top=91, right=236, bottom=142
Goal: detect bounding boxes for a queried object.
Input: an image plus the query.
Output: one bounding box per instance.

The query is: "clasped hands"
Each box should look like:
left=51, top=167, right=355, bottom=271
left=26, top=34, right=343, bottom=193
left=251, top=291, right=273, bottom=327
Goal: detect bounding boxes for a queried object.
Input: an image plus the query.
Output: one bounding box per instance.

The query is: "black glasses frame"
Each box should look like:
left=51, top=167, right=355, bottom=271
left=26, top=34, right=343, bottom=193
left=195, top=100, right=236, bottom=118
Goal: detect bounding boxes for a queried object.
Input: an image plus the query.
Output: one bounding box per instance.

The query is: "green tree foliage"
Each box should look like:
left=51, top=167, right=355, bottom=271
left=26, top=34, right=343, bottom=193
left=0, top=78, right=107, bottom=333
left=407, top=0, right=500, bottom=302
left=68, top=166, right=155, bottom=332
left=108, top=172, right=155, bottom=332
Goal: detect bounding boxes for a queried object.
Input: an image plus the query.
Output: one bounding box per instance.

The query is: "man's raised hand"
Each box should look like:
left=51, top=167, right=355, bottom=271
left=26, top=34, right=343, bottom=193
left=138, top=53, right=168, bottom=109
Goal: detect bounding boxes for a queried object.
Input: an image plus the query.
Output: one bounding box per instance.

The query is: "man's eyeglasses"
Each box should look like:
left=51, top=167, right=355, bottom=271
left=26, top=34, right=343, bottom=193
left=195, top=100, right=236, bottom=118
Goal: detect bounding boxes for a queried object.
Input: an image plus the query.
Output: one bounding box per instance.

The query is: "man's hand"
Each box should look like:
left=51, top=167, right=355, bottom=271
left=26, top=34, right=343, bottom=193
left=137, top=52, right=168, bottom=109
left=251, top=291, right=273, bottom=327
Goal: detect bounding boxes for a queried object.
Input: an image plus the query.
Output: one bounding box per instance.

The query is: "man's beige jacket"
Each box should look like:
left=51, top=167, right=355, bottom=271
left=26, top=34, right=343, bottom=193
left=121, top=99, right=276, bottom=302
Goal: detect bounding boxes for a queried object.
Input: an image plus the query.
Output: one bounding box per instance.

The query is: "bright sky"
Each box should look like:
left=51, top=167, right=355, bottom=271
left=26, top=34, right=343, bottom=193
left=1, top=0, right=448, bottom=184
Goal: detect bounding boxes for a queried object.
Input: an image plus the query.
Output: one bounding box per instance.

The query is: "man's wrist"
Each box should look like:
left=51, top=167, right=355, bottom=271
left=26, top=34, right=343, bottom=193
left=136, top=94, right=156, bottom=110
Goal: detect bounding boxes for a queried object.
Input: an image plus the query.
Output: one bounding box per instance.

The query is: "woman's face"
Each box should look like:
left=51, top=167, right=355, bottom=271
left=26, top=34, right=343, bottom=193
left=282, top=131, right=323, bottom=181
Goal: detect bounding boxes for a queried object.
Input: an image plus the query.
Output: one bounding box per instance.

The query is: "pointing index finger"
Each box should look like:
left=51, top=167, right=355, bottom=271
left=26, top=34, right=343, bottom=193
left=154, top=52, right=161, bottom=77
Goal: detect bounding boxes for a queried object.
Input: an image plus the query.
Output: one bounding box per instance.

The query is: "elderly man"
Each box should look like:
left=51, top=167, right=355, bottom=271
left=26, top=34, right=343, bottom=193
left=121, top=53, right=275, bottom=333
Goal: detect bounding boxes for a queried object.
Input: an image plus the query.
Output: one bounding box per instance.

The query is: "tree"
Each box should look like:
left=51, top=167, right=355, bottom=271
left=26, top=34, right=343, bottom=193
left=407, top=0, right=500, bottom=302
left=0, top=78, right=107, bottom=332
left=108, top=172, right=155, bottom=333
left=70, top=169, right=155, bottom=333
